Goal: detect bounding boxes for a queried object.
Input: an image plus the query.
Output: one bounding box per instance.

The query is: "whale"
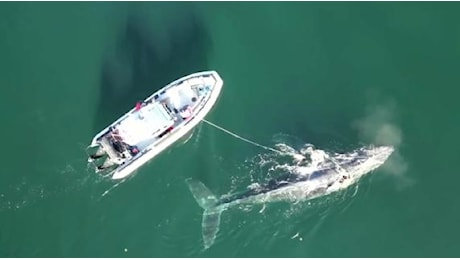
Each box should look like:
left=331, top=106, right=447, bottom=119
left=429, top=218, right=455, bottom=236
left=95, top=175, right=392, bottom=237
left=186, top=145, right=394, bottom=249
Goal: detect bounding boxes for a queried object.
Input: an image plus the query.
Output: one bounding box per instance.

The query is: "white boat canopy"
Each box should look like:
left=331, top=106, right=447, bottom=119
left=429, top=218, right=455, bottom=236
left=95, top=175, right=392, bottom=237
left=116, top=103, right=175, bottom=147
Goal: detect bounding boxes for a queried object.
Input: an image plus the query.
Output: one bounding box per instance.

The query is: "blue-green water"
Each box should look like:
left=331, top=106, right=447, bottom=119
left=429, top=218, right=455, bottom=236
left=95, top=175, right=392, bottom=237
left=1, top=2, right=460, bottom=257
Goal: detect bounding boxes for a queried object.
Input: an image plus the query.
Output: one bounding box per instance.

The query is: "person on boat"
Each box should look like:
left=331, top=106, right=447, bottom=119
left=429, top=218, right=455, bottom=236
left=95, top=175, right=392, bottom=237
left=179, top=105, right=192, bottom=119
left=128, top=145, right=139, bottom=156
left=135, top=101, right=143, bottom=111
left=111, top=139, right=124, bottom=154
left=110, top=128, right=123, bottom=142
left=135, top=101, right=145, bottom=119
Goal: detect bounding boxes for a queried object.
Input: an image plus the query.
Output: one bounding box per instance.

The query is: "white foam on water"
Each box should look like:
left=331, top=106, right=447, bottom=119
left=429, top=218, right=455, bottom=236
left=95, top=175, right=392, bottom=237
left=193, top=124, right=203, bottom=147
left=180, top=129, right=195, bottom=145
left=99, top=177, right=128, bottom=198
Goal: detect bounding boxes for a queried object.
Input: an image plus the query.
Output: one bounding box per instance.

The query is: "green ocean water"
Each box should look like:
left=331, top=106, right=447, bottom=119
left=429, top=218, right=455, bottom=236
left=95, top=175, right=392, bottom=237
left=1, top=1, right=460, bottom=257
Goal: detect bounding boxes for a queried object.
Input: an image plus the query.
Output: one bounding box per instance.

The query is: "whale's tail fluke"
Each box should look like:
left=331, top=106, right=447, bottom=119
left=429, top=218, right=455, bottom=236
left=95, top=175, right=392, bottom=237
left=186, top=178, right=224, bottom=249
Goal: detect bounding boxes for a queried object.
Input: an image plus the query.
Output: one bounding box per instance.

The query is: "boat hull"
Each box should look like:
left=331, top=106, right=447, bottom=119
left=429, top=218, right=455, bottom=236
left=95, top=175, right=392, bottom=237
left=88, top=71, right=224, bottom=180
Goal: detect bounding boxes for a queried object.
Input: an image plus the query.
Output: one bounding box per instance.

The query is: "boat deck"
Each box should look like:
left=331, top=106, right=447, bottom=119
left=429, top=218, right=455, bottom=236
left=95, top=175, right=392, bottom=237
left=116, top=102, right=175, bottom=150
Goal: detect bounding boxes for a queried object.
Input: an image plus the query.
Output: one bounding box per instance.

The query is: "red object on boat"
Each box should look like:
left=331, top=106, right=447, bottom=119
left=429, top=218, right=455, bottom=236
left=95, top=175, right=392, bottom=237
left=135, top=102, right=142, bottom=111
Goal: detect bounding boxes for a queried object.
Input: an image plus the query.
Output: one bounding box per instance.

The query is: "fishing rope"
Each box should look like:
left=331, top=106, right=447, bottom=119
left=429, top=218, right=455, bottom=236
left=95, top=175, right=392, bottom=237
left=201, top=119, right=351, bottom=176
left=201, top=119, right=292, bottom=156
left=198, top=119, right=357, bottom=174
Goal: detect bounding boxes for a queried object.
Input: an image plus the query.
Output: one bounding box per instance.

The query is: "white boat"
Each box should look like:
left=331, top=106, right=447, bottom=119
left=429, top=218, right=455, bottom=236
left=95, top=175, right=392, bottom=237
left=87, top=71, right=224, bottom=179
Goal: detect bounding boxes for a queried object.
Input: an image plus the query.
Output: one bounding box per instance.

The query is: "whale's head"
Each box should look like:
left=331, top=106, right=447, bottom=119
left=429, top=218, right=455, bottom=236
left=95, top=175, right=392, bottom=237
left=339, top=145, right=394, bottom=185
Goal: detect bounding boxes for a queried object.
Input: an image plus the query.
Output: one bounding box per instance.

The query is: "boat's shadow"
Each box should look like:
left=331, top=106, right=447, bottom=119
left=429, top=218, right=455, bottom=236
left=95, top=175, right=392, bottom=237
left=93, top=6, right=212, bottom=134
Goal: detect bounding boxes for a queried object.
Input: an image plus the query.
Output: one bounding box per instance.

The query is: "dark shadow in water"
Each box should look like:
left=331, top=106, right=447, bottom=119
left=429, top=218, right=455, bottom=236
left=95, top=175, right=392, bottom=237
left=92, top=8, right=212, bottom=133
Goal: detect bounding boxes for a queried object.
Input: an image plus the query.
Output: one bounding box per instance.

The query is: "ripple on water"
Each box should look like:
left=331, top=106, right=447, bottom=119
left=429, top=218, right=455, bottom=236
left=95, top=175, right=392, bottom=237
left=0, top=155, right=106, bottom=213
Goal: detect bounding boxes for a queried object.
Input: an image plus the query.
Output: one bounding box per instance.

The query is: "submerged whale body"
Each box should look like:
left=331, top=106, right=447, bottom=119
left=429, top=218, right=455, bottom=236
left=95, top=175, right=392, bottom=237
left=186, top=145, right=394, bottom=249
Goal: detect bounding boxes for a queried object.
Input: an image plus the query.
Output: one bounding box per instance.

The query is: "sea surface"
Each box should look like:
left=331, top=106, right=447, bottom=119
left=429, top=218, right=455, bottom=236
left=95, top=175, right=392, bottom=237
left=1, top=2, right=460, bottom=257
